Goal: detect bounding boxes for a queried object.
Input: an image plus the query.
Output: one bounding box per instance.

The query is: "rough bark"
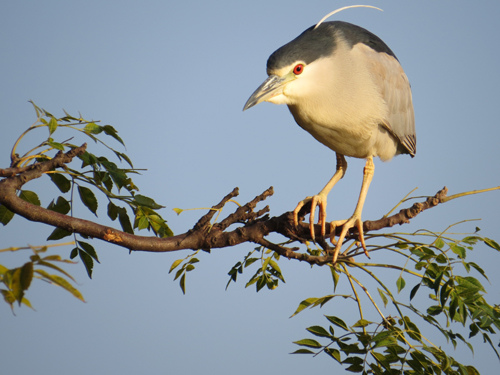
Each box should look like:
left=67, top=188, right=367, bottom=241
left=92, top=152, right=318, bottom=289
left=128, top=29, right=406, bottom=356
left=0, top=144, right=451, bottom=264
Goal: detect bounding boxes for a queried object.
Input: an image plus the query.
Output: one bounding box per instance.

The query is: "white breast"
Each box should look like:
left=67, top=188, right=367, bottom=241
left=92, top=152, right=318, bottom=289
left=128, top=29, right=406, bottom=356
left=283, top=40, right=402, bottom=161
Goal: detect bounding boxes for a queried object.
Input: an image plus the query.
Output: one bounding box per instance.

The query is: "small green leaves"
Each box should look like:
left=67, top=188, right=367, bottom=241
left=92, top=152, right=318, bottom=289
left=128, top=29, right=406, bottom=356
left=225, top=246, right=285, bottom=292
left=74, top=241, right=100, bottom=278
left=35, top=269, right=84, bottom=301
left=0, top=244, right=84, bottom=311
left=3, top=104, right=174, bottom=284
left=244, top=249, right=285, bottom=292
left=169, top=252, right=200, bottom=294
left=106, top=202, right=137, bottom=234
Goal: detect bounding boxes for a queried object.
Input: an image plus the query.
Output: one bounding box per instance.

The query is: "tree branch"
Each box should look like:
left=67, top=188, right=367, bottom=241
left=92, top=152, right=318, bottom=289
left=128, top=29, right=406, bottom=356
left=0, top=144, right=476, bottom=264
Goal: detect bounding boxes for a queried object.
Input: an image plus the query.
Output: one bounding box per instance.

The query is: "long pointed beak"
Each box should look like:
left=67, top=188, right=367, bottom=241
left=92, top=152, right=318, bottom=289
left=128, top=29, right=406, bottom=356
left=243, top=74, right=293, bottom=111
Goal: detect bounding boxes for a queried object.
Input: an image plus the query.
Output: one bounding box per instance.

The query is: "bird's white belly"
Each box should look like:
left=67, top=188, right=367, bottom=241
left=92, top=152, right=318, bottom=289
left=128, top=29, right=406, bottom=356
left=289, top=105, right=379, bottom=158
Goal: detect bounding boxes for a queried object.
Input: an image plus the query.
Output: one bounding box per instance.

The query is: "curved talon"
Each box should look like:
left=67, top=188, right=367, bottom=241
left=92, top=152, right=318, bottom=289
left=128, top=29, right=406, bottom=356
left=331, top=216, right=370, bottom=263
left=329, top=219, right=347, bottom=244
left=293, top=194, right=328, bottom=241
left=292, top=199, right=307, bottom=228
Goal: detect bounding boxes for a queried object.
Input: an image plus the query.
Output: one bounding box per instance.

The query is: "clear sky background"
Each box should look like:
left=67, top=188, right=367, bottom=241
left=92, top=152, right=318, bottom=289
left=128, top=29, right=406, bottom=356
left=1, top=1, right=499, bottom=374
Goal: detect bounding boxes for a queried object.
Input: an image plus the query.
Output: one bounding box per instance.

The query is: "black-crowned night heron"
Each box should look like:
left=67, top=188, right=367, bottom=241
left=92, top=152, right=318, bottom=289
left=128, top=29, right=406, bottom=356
left=243, top=18, right=415, bottom=262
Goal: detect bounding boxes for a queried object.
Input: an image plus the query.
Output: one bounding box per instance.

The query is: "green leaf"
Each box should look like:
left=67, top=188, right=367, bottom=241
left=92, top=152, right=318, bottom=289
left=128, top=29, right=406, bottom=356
left=403, top=316, right=422, bottom=342
left=409, top=283, right=420, bottom=301
left=107, top=201, right=119, bottom=221
left=37, top=260, right=76, bottom=282
left=396, top=276, right=406, bottom=293
left=290, top=297, right=318, bottom=317
left=35, top=269, right=85, bottom=301
left=48, top=140, right=65, bottom=150
left=9, top=267, right=24, bottom=305
left=78, top=151, right=97, bottom=168
left=102, top=125, right=125, bottom=146
left=352, top=319, right=371, bottom=328
left=325, top=315, right=349, bottom=331
left=1, top=289, right=16, bottom=308
left=20, top=262, right=33, bottom=292
left=135, top=214, right=149, bottom=230
left=376, top=288, right=389, bottom=307
left=179, top=273, right=186, bottom=294
left=306, top=325, right=332, bottom=338
left=291, top=349, right=314, bottom=354
left=427, top=305, right=443, bottom=316
left=293, top=338, right=322, bottom=348
left=450, top=243, right=466, bottom=259
left=244, top=257, right=258, bottom=267
left=19, top=190, right=41, bottom=206
left=467, top=262, right=488, bottom=280
left=77, top=241, right=99, bottom=262
left=48, top=173, right=71, bottom=193
left=78, top=185, right=98, bottom=215
left=47, top=196, right=71, bottom=214
left=70, top=247, right=78, bottom=259
left=83, top=122, right=102, bottom=134
left=325, top=348, right=342, bottom=362
left=435, top=238, right=445, bottom=249
left=114, top=151, right=133, bottom=168
left=268, top=259, right=283, bottom=278
left=48, top=116, right=58, bottom=135
left=483, top=237, right=500, bottom=251
left=169, top=259, right=184, bottom=273
left=133, top=195, right=164, bottom=209
left=372, top=331, right=397, bottom=349
left=330, top=265, right=340, bottom=291
left=456, top=276, right=485, bottom=293
left=256, top=275, right=266, bottom=292
left=0, top=204, right=15, bottom=226
left=118, top=210, right=134, bottom=234
left=47, top=227, right=72, bottom=241
left=0, top=264, right=8, bottom=275
left=78, top=249, right=94, bottom=279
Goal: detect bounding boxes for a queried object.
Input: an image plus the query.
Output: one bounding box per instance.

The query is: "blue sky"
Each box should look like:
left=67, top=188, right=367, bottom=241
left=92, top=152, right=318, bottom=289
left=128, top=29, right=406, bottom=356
left=1, top=1, right=499, bottom=374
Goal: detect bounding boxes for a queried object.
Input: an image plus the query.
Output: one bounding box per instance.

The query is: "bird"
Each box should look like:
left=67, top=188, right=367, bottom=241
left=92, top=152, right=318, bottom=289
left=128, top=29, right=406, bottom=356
left=243, top=15, right=415, bottom=262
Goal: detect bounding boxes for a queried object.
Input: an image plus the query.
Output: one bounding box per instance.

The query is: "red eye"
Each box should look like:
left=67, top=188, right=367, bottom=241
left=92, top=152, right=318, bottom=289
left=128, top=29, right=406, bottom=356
left=293, top=64, right=304, bottom=75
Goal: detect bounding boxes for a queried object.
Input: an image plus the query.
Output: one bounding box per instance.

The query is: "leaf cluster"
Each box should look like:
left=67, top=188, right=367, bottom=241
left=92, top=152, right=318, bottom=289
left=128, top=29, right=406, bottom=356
left=226, top=245, right=285, bottom=292
left=1, top=103, right=173, bottom=278
left=290, top=229, right=500, bottom=373
left=168, top=251, right=200, bottom=294
left=0, top=244, right=84, bottom=312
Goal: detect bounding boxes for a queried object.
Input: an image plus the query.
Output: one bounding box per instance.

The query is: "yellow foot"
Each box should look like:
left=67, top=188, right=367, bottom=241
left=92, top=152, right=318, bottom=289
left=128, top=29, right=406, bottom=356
left=293, top=193, right=328, bottom=241
left=329, top=216, right=370, bottom=263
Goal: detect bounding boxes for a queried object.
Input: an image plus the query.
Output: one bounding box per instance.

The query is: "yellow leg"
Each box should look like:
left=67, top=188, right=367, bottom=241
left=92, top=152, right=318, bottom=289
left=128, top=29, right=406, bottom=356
left=293, top=153, right=347, bottom=240
left=331, top=156, right=374, bottom=263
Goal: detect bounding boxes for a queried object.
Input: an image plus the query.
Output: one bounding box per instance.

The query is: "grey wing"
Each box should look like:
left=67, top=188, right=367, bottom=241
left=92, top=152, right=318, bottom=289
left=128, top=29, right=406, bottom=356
left=367, top=48, right=416, bottom=156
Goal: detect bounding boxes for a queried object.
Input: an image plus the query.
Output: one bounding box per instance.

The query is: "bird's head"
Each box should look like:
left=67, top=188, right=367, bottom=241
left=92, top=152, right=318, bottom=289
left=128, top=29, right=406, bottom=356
left=243, top=23, right=339, bottom=111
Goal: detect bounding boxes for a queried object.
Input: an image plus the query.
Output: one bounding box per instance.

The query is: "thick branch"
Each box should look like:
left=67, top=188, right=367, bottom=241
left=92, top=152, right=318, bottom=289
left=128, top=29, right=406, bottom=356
left=0, top=145, right=461, bottom=261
